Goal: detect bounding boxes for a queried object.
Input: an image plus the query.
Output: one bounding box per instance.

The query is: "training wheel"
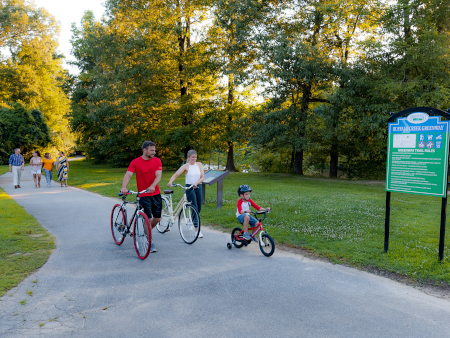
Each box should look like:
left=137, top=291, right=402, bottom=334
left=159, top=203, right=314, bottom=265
left=227, top=243, right=232, bottom=249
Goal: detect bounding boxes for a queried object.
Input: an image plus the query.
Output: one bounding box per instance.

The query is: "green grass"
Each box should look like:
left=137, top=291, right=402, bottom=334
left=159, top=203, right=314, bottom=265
left=68, top=160, right=450, bottom=285
left=0, top=165, right=55, bottom=297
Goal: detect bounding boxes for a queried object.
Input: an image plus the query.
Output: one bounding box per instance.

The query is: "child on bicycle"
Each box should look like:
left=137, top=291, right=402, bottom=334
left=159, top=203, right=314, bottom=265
left=236, top=184, right=270, bottom=241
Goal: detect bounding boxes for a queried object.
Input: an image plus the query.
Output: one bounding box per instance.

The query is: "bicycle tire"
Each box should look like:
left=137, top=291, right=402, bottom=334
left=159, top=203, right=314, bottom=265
left=178, top=204, right=200, bottom=244
left=231, top=227, right=244, bottom=248
left=111, top=204, right=126, bottom=245
left=156, top=197, right=170, bottom=233
left=133, top=211, right=151, bottom=259
left=259, top=233, right=275, bottom=257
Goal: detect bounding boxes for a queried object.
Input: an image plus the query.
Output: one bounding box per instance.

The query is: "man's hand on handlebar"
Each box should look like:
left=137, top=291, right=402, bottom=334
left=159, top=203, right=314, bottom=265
left=120, top=187, right=128, bottom=195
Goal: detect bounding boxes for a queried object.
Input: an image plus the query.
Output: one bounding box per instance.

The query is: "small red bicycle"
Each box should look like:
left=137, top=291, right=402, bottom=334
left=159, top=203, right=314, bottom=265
left=227, top=210, right=275, bottom=257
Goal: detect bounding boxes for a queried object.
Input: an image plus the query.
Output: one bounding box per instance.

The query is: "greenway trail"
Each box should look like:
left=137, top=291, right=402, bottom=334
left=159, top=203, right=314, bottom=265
left=2, top=173, right=450, bottom=337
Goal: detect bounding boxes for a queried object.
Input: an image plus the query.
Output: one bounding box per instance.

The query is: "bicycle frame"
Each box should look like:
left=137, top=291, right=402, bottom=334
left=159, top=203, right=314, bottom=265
left=235, top=210, right=270, bottom=244
left=119, top=192, right=145, bottom=232
left=248, top=223, right=265, bottom=242
left=161, top=189, right=191, bottom=225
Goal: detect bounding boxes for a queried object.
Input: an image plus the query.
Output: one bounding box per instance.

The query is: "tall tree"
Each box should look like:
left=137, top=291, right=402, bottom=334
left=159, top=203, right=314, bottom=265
left=0, top=103, right=51, bottom=163
left=210, top=0, right=277, bottom=171
left=70, top=1, right=219, bottom=167
left=0, top=0, right=73, bottom=153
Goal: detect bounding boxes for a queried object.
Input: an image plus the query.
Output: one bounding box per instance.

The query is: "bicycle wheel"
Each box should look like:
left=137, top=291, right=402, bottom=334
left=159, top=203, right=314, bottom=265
left=178, top=204, right=200, bottom=244
left=231, top=227, right=244, bottom=248
left=259, top=233, right=275, bottom=257
left=133, top=212, right=151, bottom=259
left=156, top=198, right=170, bottom=233
left=111, top=204, right=126, bottom=245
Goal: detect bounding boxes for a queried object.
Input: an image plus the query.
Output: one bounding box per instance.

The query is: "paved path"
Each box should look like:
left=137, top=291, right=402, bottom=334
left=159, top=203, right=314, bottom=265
left=2, top=172, right=450, bottom=337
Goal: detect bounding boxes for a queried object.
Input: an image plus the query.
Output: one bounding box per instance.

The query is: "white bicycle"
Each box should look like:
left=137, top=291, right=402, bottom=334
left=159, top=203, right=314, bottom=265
left=156, top=184, right=201, bottom=244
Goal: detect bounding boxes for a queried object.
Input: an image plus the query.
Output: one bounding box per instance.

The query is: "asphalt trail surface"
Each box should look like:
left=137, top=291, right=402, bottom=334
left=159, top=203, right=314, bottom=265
left=1, top=172, right=450, bottom=337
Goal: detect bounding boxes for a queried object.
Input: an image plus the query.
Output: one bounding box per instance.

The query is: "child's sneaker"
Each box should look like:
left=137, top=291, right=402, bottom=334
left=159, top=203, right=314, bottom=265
left=198, top=231, right=203, bottom=238
left=243, top=232, right=251, bottom=241
left=150, top=242, right=157, bottom=253
left=252, top=236, right=258, bottom=242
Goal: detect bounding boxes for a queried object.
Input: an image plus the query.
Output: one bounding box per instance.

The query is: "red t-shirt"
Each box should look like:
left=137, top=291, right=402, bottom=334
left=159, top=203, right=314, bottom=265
left=127, top=156, right=162, bottom=197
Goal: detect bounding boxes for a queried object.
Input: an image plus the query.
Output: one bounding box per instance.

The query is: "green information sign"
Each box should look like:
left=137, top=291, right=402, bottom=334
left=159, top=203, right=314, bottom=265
left=386, top=113, right=449, bottom=197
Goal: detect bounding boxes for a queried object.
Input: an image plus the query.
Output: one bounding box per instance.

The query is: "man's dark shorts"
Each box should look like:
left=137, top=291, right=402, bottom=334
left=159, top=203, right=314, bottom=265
left=140, top=194, right=162, bottom=219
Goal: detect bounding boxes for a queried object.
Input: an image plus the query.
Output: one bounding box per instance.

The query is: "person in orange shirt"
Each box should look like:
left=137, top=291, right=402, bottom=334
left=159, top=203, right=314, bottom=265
left=42, top=153, right=55, bottom=187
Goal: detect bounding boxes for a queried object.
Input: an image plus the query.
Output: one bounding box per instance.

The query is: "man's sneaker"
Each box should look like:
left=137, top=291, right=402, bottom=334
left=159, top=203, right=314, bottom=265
left=243, top=232, right=251, bottom=241
left=252, top=236, right=258, bottom=242
left=150, top=242, right=157, bottom=253
left=198, top=231, right=203, bottom=238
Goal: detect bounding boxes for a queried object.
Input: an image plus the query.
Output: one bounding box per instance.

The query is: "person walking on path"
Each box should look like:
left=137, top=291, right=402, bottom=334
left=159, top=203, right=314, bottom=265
left=42, top=153, right=55, bottom=187
left=29, top=151, right=42, bottom=188
left=167, top=149, right=205, bottom=238
left=121, top=141, right=162, bottom=253
left=56, top=151, right=69, bottom=187
left=8, top=148, right=24, bottom=189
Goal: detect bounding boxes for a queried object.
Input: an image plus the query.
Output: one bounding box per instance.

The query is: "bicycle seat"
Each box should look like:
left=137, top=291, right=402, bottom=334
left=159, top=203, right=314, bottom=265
left=164, top=190, right=174, bottom=194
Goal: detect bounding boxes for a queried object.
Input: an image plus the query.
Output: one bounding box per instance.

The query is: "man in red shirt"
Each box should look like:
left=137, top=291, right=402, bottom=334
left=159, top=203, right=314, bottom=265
left=121, top=141, right=162, bottom=253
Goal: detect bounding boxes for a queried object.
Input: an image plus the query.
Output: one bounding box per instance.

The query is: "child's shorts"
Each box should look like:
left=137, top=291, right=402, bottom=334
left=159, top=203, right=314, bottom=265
left=237, top=214, right=258, bottom=227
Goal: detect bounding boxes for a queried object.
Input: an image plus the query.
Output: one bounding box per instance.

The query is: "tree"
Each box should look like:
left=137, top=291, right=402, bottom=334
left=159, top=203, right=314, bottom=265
left=0, top=103, right=51, bottom=164
left=254, top=2, right=335, bottom=174
left=0, top=0, right=73, bottom=153
left=70, top=1, right=220, bottom=167
left=209, top=0, right=278, bottom=171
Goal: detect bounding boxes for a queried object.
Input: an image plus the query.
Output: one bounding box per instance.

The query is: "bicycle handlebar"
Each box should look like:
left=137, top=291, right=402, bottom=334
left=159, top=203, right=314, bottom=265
left=170, top=183, right=196, bottom=190
left=253, top=209, right=271, bottom=215
left=118, top=189, right=148, bottom=197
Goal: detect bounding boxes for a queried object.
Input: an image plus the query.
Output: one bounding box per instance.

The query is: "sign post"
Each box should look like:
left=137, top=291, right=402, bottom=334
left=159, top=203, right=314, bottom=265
left=201, top=170, right=229, bottom=209
left=385, top=107, right=450, bottom=260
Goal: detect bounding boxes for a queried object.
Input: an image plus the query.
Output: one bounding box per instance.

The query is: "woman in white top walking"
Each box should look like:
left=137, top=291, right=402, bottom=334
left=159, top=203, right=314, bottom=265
left=29, top=150, right=42, bottom=188
left=168, top=149, right=205, bottom=237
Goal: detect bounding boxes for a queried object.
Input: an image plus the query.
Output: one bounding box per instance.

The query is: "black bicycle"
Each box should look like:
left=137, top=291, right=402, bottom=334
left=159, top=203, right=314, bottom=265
left=111, top=189, right=151, bottom=259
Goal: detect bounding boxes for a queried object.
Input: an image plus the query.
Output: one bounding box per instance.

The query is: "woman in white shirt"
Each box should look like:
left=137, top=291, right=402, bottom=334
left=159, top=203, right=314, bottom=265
left=29, top=150, right=42, bottom=188
left=168, top=149, right=205, bottom=237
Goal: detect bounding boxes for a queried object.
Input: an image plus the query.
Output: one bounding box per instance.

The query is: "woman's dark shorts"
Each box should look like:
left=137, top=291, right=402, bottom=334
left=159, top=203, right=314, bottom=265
left=140, top=194, right=162, bottom=219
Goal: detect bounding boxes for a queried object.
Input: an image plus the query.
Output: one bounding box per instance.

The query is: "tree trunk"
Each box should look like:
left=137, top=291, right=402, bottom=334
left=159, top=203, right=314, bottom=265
left=293, top=149, right=303, bottom=174
left=225, top=74, right=236, bottom=172
left=226, top=141, right=236, bottom=171
left=329, top=123, right=338, bottom=178
left=329, top=145, right=338, bottom=178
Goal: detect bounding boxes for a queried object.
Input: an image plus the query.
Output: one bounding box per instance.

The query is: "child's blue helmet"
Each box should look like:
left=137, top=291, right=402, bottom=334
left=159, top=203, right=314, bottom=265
left=238, top=184, right=252, bottom=195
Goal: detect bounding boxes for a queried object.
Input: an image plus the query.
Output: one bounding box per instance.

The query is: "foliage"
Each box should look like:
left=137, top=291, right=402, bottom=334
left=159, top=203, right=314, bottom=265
left=0, top=103, right=51, bottom=164
left=69, top=1, right=221, bottom=167
left=0, top=0, right=74, bottom=155
left=65, top=0, right=450, bottom=177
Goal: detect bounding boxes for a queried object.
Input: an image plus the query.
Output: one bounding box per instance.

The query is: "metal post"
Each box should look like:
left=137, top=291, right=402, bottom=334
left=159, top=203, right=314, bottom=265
left=384, top=192, right=391, bottom=253
left=439, top=197, right=448, bottom=260
left=201, top=183, right=206, bottom=205
left=216, top=179, right=223, bottom=209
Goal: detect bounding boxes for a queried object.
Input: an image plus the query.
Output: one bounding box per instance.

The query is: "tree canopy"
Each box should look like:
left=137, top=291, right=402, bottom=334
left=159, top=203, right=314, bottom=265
left=0, top=0, right=73, bottom=156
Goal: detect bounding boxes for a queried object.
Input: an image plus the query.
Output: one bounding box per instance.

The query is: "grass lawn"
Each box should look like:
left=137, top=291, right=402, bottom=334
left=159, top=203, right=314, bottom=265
left=0, top=165, right=55, bottom=297
left=68, top=160, right=450, bottom=285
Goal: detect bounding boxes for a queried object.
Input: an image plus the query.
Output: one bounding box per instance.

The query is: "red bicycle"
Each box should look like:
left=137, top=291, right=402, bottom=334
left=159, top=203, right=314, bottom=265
left=111, top=189, right=152, bottom=259
left=227, top=210, right=275, bottom=257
